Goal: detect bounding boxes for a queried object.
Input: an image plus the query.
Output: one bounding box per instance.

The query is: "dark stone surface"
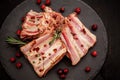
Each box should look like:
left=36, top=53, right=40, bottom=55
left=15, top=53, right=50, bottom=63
left=0, top=0, right=120, bottom=80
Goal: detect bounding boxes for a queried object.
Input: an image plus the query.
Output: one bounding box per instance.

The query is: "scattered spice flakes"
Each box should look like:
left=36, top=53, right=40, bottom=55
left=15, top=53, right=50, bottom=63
left=48, top=53, right=51, bottom=56
left=73, top=37, right=78, bottom=40
left=44, top=44, right=47, bottom=47
left=33, top=47, right=40, bottom=52
left=53, top=48, right=57, bottom=53
left=82, top=28, right=86, bottom=34
left=42, top=56, right=46, bottom=60
left=31, top=16, right=35, bottom=19
left=71, top=32, right=76, bottom=36
left=39, top=58, right=41, bottom=61
left=46, top=20, right=49, bottom=24
left=31, top=41, right=36, bottom=47
left=52, top=14, right=57, bottom=20
left=37, top=16, right=43, bottom=19
left=41, top=52, right=44, bottom=55
left=35, top=54, right=38, bottom=57
left=81, top=44, right=84, bottom=47
left=33, top=61, right=36, bottom=64
left=39, top=69, right=44, bottom=72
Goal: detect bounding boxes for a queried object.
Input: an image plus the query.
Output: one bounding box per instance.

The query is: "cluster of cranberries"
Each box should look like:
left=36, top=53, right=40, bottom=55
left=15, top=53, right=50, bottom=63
left=9, top=52, right=22, bottom=69
left=13, top=17, right=26, bottom=69
left=56, top=50, right=98, bottom=79
left=57, top=68, right=69, bottom=79
left=36, top=0, right=51, bottom=10
left=36, top=0, right=82, bottom=15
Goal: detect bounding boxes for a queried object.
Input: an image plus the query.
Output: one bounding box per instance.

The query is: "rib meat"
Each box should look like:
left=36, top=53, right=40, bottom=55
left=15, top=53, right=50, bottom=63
left=20, top=33, right=67, bottom=77
left=20, top=7, right=64, bottom=40
left=61, top=13, right=96, bottom=65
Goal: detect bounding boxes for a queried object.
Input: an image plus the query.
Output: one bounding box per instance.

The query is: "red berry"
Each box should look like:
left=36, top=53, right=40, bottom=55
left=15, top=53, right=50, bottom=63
left=16, top=53, right=21, bottom=58
left=85, top=66, right=91, bottom=72
left=45, top=0, right=51, bottom=6
left=60, top=7, right=65, bottom=13
left=41, top=4, right=46, bottom=10
left=57, top=68, right=63, bottom=75
left=63, top=68, right=69, bottom=74
left=16, top=62, right=22, bottom=69
left=10, top=57, right=16, bottom=63
left=60, top=74, right=66, bottom=79
left=91, top=51, right=97, bottom=57
left=36, top=0, right=41, bottom=5
left=21, top=17, right=25, bottom=22
left=92, top=24, right=98, bottom=31
left=74, top=7, right=81, bottom=14
left=16, top=29, right=21, bottom=35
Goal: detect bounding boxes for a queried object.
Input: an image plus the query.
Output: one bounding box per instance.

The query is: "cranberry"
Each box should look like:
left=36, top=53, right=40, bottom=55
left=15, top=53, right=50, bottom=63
left=45, top=0, right=51, bottom=6
left=74, top=7, right=81, bottom=14
left=63, top=68, right=69, bottom=74
left=36, top=0, right=41, bottom=5
left=21, top=17, right=25, bottom=22
left=91, top=51, right=97, bottom=57
left=85, top=66, right=91, bottom=72
left=10, top=57, right=16, bottom=63
left=41, top=4, right=46, bottom=10
left=60, top=7, right=65, bottom=13
left=16, top=53, right=21, bottom=58
left=16, top=62, right=22, bottom=69
left=92, top=24, right=98, bottom=31
left=16, top=29, right=21, bottom=35
left=60, top=74, right=66, bottom=79
left=57, top=68, right=63, bottom=75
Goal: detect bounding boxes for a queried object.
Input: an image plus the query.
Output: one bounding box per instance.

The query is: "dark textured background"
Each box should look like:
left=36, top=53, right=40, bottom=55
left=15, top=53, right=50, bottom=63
left=0, top=0, right=120, bottom=80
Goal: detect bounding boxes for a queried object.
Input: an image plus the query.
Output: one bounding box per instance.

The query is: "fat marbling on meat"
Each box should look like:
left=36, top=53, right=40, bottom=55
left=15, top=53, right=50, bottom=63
left=20, top=7, right=64, bottom=40
left=20, top=33, right=67, bottom=77
left=61, top=13, right=96, bottom=65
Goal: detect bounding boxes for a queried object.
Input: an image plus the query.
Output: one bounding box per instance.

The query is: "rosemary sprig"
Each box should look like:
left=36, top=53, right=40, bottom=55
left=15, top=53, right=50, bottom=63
left=49, top=29, right=61, bottom=45
left=6, top=36, right=26, bottom=46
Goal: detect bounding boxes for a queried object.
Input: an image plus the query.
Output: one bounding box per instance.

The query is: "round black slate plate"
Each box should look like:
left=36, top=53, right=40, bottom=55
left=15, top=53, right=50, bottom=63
left=0, top=0, right=108, bottom=80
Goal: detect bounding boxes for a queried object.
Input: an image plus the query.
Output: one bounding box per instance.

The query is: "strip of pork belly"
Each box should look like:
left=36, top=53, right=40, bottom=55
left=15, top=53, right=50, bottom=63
left=20, top=10, right=54, bottom=39
left=20, top=33, right=52, bottom=53
left=20, top=34, right=66, bottom=77
left=20, top=7, right=64, bottom=40
left=68, top=13, right=96, bottom=46
left=61, top=26, right=80, bottom=65
left=61, top=14, right=96, bottom=65
left=35, top=39, right=66, bottom=77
